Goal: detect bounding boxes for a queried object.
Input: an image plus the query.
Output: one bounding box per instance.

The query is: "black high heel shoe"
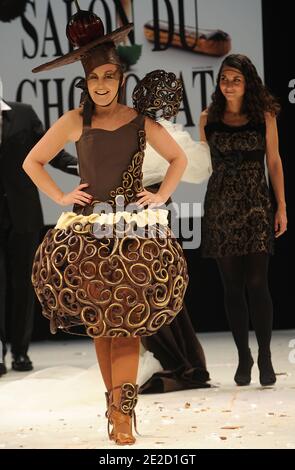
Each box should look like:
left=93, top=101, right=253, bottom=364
left=258, top=352, right=276, bottom=386
left=234, top=350, right=254, bottom=386
left=12, top=354, right=33, bottom=371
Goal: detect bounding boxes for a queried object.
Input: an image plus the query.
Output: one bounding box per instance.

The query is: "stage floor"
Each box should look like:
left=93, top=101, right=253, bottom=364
left=0, top=330, right=294, bottom=449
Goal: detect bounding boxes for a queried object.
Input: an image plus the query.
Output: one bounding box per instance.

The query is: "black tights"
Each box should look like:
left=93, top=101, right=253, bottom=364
left=217, top=253, right=273, bottom=358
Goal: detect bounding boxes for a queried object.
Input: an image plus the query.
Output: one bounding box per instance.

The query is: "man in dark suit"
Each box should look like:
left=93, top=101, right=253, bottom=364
left=0, top=98, right=78, bottom=375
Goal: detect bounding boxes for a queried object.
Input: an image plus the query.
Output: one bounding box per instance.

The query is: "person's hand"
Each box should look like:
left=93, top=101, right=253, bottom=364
left=58, top=183, right=93, bottom=207
left=274, top=205, right=287, bottom=238
left=136, top=189, right=167, bottom=208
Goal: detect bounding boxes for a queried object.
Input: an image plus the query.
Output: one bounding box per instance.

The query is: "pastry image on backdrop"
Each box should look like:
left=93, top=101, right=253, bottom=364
left=144, top=21, right=231, bottom=57
left=143, top=0, right=231, bottom=57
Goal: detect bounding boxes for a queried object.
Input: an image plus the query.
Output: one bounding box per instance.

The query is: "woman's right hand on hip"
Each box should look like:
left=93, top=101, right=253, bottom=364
left=59, top=183, right=93, bottom=206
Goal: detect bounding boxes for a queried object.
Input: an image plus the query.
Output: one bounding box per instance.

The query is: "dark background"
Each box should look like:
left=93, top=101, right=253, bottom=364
left=30, top=0, right=293, bottom=341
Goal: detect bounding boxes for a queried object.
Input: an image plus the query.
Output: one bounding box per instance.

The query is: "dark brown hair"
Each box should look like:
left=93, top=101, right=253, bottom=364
left=208, top=54, right=280, bottom=124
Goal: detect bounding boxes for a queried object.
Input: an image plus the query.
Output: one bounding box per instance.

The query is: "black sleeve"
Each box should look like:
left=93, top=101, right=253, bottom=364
left=29, top=106, right=79, bottom=176
left=30, top=105, right=45, bottom=146
left=50, top=150, right=79, bottom=176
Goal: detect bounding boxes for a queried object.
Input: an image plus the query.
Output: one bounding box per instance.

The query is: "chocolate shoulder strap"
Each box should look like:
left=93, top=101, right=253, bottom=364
left=82, top=97, right=94, bottom=129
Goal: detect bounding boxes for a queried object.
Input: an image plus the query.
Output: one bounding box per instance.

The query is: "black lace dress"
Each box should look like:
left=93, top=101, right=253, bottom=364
left=202, top=120, right=275, bottom=258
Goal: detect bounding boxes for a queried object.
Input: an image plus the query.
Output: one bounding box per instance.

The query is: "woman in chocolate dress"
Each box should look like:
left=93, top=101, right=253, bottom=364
left=200, top=54, right=287, bottom=387
left=22, top=6, right=189, bottom=445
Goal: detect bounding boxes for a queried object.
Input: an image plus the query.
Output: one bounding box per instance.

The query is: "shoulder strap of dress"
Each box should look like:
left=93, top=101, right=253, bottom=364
left=82, top=99, right=93, bottom=129
left=130, top=112, right=145, bottom=131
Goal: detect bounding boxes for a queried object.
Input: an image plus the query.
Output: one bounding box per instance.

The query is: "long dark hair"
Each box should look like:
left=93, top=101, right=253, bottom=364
left=208, top=54, right=280, bottom=124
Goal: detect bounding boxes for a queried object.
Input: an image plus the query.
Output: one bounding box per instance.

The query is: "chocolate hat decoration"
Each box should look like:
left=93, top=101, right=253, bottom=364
left=32, top=0, right=133, bottom=73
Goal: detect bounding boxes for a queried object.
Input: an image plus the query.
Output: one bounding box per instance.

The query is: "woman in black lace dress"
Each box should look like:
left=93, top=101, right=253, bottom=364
left=200, top=54, right=287, bottom=386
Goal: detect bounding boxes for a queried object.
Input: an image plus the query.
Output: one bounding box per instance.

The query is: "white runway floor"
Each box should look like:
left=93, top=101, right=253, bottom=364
left=0, top=330, right=294, bottom=449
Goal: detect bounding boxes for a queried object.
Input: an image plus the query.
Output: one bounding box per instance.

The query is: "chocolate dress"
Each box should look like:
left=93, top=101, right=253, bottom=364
left=32, top=110, right=189, bottom=337
left=202, top=120, right=275, bottom=258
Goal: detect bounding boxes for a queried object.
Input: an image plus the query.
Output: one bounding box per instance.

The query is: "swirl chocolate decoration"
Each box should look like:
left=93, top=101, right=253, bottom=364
left=132, top=69, right=183, bottom=120
left=74, top=128, right=146, bottom=216
left=31, top=124, right=188, bottom=337
left=119, top=383, right=138, bottom=415
left=31, top=221, right=188, bottom=338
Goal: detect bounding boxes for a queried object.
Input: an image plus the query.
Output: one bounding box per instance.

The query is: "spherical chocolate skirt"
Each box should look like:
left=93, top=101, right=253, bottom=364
left=32, top=217, right=188, bottom=338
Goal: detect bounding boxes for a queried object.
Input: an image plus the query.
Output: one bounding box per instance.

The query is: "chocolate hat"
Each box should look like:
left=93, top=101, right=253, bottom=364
left=32, top=1, right=133, bottom=74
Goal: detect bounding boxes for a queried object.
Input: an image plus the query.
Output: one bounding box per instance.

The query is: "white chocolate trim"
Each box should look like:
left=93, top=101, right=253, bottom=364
left=55, top=209, right=169, bottom=230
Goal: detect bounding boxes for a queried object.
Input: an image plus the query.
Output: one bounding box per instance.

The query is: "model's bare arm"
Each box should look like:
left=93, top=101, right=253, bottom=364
left=23, top=110, right=92, bottom=207
left=137, top=117, right=187, bottom=207
left=199, top=109, right=208, bottom=142
left=265, top=112, right=287, bottom=237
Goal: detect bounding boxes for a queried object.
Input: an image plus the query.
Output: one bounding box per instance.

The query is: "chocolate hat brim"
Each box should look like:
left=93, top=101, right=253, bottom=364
left=32, top=23, right=133, bottom=73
